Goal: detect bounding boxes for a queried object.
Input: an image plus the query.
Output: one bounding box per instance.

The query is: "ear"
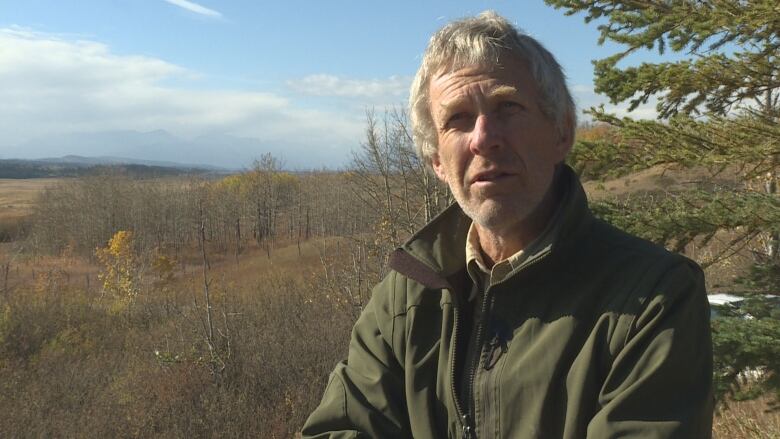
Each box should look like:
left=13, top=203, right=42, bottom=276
left=431, top=152, right=448, bottom=183
left=555, top=114, right=575, bottom=159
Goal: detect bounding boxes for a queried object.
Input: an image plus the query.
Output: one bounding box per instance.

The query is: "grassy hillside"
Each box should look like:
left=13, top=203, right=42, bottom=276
left=0, top=170, right=776, bottom=438
left=0, top=237, right=358, bottom=438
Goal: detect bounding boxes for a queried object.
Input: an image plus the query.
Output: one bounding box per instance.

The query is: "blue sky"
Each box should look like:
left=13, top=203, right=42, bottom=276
left=0, top=0, right=664, bottom=169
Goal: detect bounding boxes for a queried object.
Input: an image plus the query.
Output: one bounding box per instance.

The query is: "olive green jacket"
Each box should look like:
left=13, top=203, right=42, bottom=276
left=302, top=167, right=713, bottom=438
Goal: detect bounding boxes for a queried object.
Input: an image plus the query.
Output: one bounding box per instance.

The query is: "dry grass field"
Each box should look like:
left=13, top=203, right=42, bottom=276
left=0, top=236, right=359, bottom=438
left=0, top=170, right=776, bottom=437
left=0, top=178, right=62, bottom=220
left=1, top=237, right=776, bottom=438
left=582, top=164, right=740, bottom=200
left=0, top=178, right=63, bottom=242
left=713, top=397, right=780, bottom=439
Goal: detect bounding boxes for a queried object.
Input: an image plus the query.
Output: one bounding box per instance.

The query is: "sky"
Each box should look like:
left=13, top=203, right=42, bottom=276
left=0, top=0, right=666, bottom=169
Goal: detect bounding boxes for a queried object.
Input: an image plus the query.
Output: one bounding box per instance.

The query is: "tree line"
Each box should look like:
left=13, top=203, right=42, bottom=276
left=21, top=111, right=449, bottom=271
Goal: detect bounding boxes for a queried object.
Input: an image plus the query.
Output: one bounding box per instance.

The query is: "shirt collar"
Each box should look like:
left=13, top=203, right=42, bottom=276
left=465, top=222, right=528, bottom=300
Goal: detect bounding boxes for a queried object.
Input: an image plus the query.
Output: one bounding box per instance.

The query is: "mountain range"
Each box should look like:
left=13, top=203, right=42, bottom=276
left=1, top=129, right=350, bottom=170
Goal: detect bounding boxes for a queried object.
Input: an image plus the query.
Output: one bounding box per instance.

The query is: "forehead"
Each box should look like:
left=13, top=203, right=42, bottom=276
left=428, top=56, right=539, bottom=105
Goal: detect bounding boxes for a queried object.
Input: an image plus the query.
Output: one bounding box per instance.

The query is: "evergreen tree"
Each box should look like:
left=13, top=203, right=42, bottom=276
left=545, top=0, right=779, bottom=404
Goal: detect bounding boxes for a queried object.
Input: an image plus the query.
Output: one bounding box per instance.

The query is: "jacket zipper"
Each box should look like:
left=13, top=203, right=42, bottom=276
left=450, top=304, right=474, bottom=438
left=460, top=249, right=552, bottom=438
left=461, top=415, right=474, bottom=439
left=462, top=287, right=493, bottom=438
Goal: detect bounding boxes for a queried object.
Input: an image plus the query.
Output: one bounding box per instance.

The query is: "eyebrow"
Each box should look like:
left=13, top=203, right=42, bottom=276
left=438, top=84, right=521, bottom=111
left=487, top=85, right=519, bottom=99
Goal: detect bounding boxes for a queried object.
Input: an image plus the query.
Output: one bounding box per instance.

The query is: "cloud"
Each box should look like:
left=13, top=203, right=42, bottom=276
left=571, top=84, right=659, bottom=121
left=287, top=74, right=410, bottom=99
left=163, top=0, right=222, bottom=18
left=0, top=27, right=364, bottom=168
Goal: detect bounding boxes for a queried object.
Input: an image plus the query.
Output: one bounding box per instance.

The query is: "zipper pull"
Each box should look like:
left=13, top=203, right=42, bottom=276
left=483, top=321, right=508, bottom=370
left=462, top=414, right=474, bottom=439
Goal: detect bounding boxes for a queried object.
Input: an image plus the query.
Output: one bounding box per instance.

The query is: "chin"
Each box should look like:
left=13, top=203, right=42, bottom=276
left=462, top=200, right=531, bottom=230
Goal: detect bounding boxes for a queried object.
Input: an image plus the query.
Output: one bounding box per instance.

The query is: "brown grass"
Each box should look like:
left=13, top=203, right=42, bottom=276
left=0, top=178, right=63, bottom=242
left=582, top=163, right=741, bottom=200
left=713, top=397, right=780, bottom=439
left=0, top=170, right=777, bottom=436
left=0, top=178, right=62, bottom=220
left=2, top=237, right=778, bottom=437
left=0, top=238, right=361, bottom=438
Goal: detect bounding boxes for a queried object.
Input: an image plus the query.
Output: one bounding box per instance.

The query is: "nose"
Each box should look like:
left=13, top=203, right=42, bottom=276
left=469, top=113, right=502, bottom=155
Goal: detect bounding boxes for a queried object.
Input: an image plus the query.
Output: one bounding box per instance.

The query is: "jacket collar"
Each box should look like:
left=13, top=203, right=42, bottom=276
left=389, top=164, right=592, bottom=290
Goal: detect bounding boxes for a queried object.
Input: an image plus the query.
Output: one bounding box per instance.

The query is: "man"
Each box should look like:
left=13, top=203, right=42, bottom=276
left=303, top=11, right=713, bottom=438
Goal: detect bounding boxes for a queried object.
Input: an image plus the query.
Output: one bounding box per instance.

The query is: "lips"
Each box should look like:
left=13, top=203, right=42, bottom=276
left=470, top=170, right=513, bottom=184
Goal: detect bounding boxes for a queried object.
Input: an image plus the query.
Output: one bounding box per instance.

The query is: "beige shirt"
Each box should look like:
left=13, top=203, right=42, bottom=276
left=465, top=222, right=527, bottom=300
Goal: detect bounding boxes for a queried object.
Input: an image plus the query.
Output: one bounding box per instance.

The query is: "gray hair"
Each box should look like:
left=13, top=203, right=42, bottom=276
left=409, top=11, right=576, bottom=168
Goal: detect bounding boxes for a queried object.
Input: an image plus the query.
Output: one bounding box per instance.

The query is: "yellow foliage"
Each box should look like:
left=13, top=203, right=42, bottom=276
left=218, top=174, right=244, bottom=190
left=95, top=230, right=139, bottom=299
left=272, top=172, right=300, bottom=187
left=32, top=269, right=68, bottom=295
left=575, top=123, right=618, bottom=142
left=151, top=250, right=176, bottom=288
left=107, top=296, right=132, bottom=314
left=372, top=217, right=397, bottom=251
left=211, top=173, right=255, bottom=199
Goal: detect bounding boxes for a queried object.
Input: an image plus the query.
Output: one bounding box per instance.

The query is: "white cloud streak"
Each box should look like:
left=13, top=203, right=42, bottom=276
left=163, top=0, right=222, bottom=18
left=571, top=84, right=658, bottom=121
left=0, top=27, right=364, bottom=167
left=287, top=74, right=410, bottom=99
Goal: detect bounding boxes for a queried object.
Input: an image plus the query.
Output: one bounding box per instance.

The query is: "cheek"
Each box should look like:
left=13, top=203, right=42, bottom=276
left=513, top=129, right=566, bottom=166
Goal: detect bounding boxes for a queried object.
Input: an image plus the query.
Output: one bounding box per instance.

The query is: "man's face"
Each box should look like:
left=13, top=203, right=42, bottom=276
left=428, top=56, right=571, bottom=232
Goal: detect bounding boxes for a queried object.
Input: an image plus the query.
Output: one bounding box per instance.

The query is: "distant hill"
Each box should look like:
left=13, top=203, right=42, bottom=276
left=36, top=154, right=227, bottom=171
left=2, top=129, right=351, bottom=170
left=0, top=156, right=227, bottom=179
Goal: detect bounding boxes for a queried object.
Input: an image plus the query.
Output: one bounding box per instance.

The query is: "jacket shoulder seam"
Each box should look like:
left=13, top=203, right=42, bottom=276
left=617, top=255, right=691, bottom=350
left=388, top=249, right=452, bottom=290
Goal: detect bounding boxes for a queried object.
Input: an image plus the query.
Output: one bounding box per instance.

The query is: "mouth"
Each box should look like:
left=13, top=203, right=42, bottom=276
left=470, top=170, right=514, bottom=185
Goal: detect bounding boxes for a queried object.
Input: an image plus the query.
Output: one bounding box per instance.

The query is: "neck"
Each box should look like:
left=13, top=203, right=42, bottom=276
left=476, top=174, right=561, bottom=266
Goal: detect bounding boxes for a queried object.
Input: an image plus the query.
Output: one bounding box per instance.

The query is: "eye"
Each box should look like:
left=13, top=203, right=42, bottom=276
left=448, top=112, right=468, bottom=123
left=443, top=112, right=473, bottom=130
left=497, top=100, right=523, bottom=114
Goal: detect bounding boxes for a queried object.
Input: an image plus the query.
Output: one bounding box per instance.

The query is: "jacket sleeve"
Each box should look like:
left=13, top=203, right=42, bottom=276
left=587, top=259, right=714, bottom=438
left=301, top=272, right=410, bottom=438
